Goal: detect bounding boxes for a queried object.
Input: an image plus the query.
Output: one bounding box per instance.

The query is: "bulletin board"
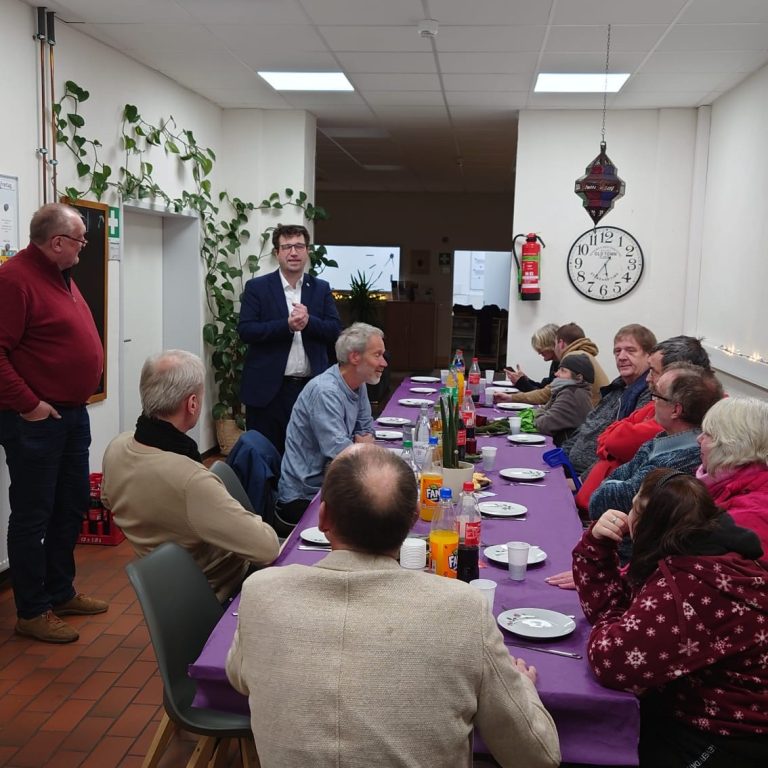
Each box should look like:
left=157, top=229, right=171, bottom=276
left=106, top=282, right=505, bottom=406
left=61, top=197, right=109, bottom=402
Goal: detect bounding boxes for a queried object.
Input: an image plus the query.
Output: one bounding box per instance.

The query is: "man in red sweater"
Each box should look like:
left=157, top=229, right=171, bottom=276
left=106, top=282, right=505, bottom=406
left=0, top=203, right=107, bottom=643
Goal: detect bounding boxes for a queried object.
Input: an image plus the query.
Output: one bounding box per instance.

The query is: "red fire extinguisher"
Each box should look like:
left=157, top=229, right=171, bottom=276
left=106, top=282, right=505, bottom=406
left=512, top=233, right=545, bottom=301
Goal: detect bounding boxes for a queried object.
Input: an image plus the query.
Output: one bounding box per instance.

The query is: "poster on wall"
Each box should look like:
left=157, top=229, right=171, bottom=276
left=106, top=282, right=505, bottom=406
left=0, top=174, right=20, bottom=263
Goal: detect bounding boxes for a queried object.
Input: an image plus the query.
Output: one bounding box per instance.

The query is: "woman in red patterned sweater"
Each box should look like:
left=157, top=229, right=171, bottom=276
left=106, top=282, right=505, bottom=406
left=573, top=469, right=768, bottom=768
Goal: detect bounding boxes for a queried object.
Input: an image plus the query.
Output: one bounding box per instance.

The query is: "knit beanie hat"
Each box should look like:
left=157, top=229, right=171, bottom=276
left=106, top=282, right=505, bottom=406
left=559, top=353, right=594, bottom=383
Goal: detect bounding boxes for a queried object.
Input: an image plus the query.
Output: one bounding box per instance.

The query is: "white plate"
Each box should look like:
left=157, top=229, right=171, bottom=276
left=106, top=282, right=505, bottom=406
left=508, top=434, right=546, bottom=445
left=499, top=468, right=546, bottom=482
left=411, top=376, right=440, bottom=383
left=375, top=430, right=403, bottom=441
left=496, top=402, right=530, bottom=411
left=299, top=526, right=329, bottom=546
left=483, top=544, right=547, bottom=566
left=410, top=387, right=437, bottom=394
left=399, top=398, right=434, bottom=407
left=497, top=608, right=576, bottom=639
left=493, top=381, right=519, bottom=389
left=477, top=501, right=528, bottom=517
left=377, top=416, right=411, bottom=426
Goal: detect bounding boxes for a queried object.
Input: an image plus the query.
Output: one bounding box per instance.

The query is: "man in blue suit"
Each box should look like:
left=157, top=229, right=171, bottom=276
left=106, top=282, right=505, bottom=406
left=238, top=224, right=341, bottom=454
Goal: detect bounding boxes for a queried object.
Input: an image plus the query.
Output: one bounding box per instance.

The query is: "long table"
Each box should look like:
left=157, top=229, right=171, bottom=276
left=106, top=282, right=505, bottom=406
left=189, top=377, right=640, bottom=766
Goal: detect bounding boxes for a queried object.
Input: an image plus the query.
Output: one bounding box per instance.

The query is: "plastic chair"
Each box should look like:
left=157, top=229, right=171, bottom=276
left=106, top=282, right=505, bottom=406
left=126, top=543, right=258, bottom=768
left=542, top=447, right=583, bottom=492
left=210, top=460, right=256, bottom=513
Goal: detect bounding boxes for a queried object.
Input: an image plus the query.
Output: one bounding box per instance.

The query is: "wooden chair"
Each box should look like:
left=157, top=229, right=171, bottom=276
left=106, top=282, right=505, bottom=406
left=126, top=542, right=258, bottom=768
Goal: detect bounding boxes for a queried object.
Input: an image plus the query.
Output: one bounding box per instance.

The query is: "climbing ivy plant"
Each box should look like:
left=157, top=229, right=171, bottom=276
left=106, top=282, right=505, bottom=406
left=54, top=80, right=335, bottom=427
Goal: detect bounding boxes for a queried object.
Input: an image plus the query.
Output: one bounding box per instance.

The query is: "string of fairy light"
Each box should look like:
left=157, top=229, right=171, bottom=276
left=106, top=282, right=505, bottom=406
left=717, top=344, right=768, bottom=366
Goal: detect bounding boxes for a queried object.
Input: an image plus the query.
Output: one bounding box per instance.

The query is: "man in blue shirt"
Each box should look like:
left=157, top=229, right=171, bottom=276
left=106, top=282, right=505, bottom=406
left=277, top=323, right=385, bottom=529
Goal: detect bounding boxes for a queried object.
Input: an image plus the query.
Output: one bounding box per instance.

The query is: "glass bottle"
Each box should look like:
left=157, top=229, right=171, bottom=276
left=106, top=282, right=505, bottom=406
left=429, top=487, right=459, bottom=578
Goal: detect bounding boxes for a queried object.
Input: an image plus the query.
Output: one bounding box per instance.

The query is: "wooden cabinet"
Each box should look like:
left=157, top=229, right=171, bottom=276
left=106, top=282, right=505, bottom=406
left=383, top=302, right=436, bottom=371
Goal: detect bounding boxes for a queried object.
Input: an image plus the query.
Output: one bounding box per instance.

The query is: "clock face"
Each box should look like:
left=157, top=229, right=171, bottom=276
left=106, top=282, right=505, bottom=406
left=567, top=226, right=644, bottom=301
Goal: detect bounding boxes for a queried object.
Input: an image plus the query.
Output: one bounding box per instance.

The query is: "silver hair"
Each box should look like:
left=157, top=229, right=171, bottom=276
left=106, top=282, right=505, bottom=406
left=140, top=350, right=205, bottom=419
left=701, top=397, right=768, bottom=476
left=335, top=323, right=384, bottom=363
left=29, top=203, right=83, bottom=244
left=531, top=323, right=558, bottom=354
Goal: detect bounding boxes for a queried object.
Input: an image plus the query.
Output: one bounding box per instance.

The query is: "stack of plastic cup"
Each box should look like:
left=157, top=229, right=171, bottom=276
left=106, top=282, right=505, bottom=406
left=399, top=537, right=428, bottom=569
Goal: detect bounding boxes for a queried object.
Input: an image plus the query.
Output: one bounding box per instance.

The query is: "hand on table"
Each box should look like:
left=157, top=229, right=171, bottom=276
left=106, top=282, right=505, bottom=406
left=545, top=570, right=577, bottom=590
left=592, top=509, right=629, bottom=543
left=506, top=365, right=525, bottom=385
left=511, top=657, right=537, bottom=684
left=20, top=401, right=60, bottom=421
left=288, top=302, right=309, bottom=332
left=494, top=391, right=515, bottom=403
left=354, top=433, right=375, bottom=444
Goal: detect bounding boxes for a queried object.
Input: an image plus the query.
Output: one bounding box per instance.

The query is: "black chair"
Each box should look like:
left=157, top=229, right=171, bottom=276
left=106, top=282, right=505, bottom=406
left=126, top=542, right=258, bottom=768
left=210, top=460, right=256, bottom=513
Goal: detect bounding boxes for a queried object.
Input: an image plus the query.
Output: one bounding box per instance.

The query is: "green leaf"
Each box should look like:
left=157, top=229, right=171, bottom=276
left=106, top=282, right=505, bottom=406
left=269, top=192, right=279, bottom=201
left=285, top=187, right=293, bottom=197
left=202, top=323, right=217, bottom=345
left=272, top=202, right=283, bottom=209
left=200, top=156, right=213, bottom=176
left=76, top=162, right=91, bottom=178
left=123, top=104, right=139, bottom=123
left=165, top=140, right=180, bottom=154
left=58, top=119, right=67, bottom=130
left=297, top=191, right=307, bottom=203
left=134, top=125, right=145, bottom=137
left=207, top=148, right=216, bottom=161
left=52, top=102, right=61, bottom=116
left=73, top=136, right=86, bottom=149
left=65, top=186, right=81, bottom=199
left=68, top=113, right=85, bottom=128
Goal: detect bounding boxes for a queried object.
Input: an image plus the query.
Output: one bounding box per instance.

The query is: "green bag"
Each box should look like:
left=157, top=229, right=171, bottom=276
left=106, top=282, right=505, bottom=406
left=520, top=408, right=537, bottom=433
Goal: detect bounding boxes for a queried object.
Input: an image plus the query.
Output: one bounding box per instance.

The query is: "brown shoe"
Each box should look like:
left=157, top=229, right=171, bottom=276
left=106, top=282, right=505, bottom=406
left=53, top=593, right=109, bottom=616
left=16, top=611, right=79, bottom=643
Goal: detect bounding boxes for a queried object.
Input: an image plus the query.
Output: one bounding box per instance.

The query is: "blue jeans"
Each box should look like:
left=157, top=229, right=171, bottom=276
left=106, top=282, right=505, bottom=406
left=0, top=407, right=91, bottom=619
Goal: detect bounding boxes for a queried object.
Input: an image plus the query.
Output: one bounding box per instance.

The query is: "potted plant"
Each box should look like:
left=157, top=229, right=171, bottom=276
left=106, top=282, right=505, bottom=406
left=439, top=393, right=474, bottom=496
left=348, top=269, right=382, bottom=325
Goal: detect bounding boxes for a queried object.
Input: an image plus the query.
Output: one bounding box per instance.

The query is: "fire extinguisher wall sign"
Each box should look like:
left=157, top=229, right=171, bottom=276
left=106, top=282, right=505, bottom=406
left=512, top=233, right=545, bottom=301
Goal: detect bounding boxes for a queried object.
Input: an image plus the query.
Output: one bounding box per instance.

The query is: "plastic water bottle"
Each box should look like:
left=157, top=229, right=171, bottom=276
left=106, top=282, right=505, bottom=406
left=401, top=439, right=421, bottom=486
left=456, top=481, right=481, bottom=583
left=414, top=404, right=431, bottom=465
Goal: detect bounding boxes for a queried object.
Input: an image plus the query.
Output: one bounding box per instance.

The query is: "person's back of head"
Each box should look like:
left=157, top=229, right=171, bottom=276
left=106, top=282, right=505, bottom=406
left=664, top=362, right=724, bottom=427
left=140, top=349, right=205, bottom=419
left=322, top=444, right=418, bottom=554
left=701, top=397, right=768, bottom=475
left=654, top=335, right=710, bottom=369
left=628, top=469, right=721, bottom=585
left=29, top=203, right=81, bottom=246
left=556, top=322, right=585, bottom=346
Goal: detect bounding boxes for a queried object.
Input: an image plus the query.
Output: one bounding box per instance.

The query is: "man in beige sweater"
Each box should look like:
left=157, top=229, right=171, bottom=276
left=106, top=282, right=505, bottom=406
left=226, top=444, right=560, bottom=768
left=497, top=322, right=609, bottom=407
left=101, top=350, right=279, bottom=601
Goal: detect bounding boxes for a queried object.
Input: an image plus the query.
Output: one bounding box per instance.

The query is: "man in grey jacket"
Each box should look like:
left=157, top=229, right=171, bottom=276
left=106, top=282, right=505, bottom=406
left=227, top=444, right=560, bottom=768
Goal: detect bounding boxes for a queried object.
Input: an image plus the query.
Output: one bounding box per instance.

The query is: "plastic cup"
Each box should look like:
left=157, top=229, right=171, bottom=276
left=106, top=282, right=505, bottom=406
left=469, top=578, right=497, bottom=610
left=399, top=538, right=427, bottom=570
left=440, top=369, right=449, bottom=385
left=508, top=416, right=521, bottom=435
left=485, top=370, right=495, bottom=384
left=480, top=446, right=497, bottom=471
left=507, top=541, right=530, bottom=581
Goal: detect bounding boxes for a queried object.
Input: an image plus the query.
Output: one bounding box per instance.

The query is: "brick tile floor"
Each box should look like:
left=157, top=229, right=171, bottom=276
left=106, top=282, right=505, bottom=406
left=0, top=540, right=240, bottom=767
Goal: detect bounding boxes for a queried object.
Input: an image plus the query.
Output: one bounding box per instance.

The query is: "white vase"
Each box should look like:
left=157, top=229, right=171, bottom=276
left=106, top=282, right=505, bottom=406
left=440, top=461, right=474, bottom=499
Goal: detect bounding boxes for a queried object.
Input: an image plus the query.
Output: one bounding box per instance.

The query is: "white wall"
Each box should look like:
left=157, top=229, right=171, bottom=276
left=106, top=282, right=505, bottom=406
left=510, top=108, right=699, bottom=380
left=698, top=62, right=768, bottom=394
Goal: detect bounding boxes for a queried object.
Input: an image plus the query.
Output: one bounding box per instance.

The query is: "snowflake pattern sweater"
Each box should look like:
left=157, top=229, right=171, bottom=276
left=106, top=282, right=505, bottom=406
left=573, top=515, right=768, bottom=738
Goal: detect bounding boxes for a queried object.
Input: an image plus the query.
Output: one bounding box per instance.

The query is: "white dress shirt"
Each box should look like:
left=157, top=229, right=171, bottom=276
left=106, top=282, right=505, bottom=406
left=280, top=271, right=310, bottom=377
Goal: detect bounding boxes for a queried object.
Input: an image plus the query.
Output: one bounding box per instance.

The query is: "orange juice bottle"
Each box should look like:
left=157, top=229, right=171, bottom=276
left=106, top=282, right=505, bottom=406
left=419, top=438, right=442, bottom=521
left=429, top=487, right=458, bottom=577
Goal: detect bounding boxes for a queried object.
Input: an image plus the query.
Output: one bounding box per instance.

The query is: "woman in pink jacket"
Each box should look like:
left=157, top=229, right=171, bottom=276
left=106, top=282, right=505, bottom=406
left=696, top=397, right=768, bottom=557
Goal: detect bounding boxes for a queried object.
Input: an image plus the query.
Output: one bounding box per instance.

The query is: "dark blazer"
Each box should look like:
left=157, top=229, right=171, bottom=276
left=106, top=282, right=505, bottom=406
left=238, top=269, right=341, bottom=408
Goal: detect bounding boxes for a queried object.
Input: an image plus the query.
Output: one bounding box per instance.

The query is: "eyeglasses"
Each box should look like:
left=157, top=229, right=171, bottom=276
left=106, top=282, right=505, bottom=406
left=650, top=390, right=674, bottom=403
left=56, top=234, right=88, bottom=247
left=278, top=242, right=308, bottom=253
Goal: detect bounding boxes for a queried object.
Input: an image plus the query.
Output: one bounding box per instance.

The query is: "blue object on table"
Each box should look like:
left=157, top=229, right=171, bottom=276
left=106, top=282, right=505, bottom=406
left=542, top=447, right=582, bottom=492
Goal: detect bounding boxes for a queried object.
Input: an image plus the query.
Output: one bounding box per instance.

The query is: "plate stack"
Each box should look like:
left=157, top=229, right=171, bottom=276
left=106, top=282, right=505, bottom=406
left=399, top=537, right=427, bottom=569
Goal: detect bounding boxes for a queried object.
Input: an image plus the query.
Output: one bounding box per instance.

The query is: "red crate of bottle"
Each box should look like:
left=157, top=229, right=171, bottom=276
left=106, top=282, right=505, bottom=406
left=77, top=472, right=126, bottom=546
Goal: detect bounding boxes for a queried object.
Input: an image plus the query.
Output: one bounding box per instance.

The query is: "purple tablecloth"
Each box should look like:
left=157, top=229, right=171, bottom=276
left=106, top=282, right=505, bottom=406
left=189, top=378, right=640, bottom=766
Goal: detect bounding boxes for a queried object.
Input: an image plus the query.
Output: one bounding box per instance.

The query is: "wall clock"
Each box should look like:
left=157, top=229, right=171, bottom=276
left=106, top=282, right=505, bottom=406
left=566, top=226, right=643, bottom=301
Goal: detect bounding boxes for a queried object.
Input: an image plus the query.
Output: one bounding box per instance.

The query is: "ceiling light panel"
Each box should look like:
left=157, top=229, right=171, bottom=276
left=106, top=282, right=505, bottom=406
left=535, top=73, right=630, bottom=92
left=258, top=72, right=354, bottom=91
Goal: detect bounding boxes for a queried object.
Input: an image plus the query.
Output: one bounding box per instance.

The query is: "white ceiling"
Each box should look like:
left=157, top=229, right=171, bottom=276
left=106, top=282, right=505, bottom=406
left=34, top=0, right=768, bottom=193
